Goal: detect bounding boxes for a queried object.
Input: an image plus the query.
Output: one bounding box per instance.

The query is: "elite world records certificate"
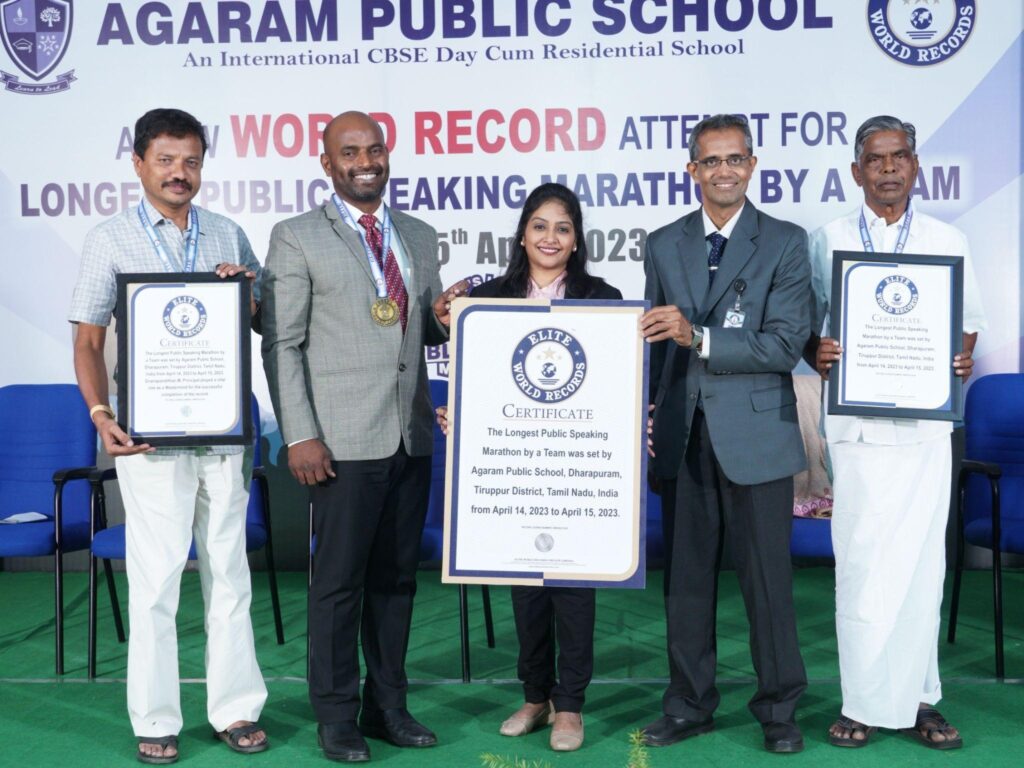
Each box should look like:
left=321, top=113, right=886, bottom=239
left=442, top=298, right=649, bottom=588
left=116, top=273, right=253, bottom=446
left=828, top=251, right=964, bottom=421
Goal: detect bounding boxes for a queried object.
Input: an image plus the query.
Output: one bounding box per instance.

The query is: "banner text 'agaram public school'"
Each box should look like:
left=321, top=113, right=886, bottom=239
left=95, top=1, right=834, bottom=45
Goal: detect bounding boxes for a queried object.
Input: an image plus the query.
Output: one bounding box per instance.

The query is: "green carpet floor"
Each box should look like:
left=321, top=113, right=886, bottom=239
left=0, top=567, right=1021, bottom=767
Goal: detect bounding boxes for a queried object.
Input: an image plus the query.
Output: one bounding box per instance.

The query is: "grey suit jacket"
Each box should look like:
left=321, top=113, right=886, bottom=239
left=261, top=202, right=446, bottom=461
left=645, top=201, right=811, bottom=485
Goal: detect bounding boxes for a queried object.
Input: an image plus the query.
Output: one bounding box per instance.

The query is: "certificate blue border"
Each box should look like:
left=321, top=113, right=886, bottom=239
left=447, top=299, right=649, bottom=589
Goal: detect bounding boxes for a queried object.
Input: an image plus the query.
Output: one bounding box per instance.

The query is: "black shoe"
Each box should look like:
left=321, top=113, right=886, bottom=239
left=317, top=722, right=370, bottom=763
left=763, top=721, right=804, bottom=753
left=640, top=715, right=714, bottom=747
left=358, top=708, right=437, bottom=748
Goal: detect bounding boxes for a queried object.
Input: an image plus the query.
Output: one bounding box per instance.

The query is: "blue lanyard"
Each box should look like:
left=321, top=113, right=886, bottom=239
left=858, top=201, right=913, bottom=254
left=331, top=194, right=391, bottom=299
left=137, top=204, right=199, bottom=273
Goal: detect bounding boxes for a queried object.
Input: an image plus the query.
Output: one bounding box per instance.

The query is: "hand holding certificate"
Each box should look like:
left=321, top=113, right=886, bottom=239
left=827, top=250, right=964, bottom=421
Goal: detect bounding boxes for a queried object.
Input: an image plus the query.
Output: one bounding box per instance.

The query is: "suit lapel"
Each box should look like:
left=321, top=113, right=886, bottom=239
left=324, top=200, right=377, bottom=286
left=699, top=203, right=758, bottom=318
left=675, top=211, right=710, bottom=313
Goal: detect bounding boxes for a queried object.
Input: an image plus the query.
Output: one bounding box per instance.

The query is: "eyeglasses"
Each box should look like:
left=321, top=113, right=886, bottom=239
left=693, top=155, right=752, bottom=169
left=861, top=150, right=915, bottom=171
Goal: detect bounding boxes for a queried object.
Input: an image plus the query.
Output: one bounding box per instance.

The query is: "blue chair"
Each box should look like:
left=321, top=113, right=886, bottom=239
left=947, top=373, right=1024, bottom=679
left=0, top=384, right=95, bottom=675
left=646, top=483, right=831, bottom=565
left=790, top=516, right=834, bottom=561
left=86, top=395, right=284, bottom=678
left=789, top=375, right=835, bottom=561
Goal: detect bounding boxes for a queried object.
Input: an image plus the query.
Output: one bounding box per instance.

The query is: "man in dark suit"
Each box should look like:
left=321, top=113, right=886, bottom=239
left=639, top=114, right=811, bottom=753
left=261, top=111, right=465, bottom=763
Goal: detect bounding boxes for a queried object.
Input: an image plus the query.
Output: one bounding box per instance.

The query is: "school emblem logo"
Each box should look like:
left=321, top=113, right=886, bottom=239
left=875, top=275, right=919, bottom=315
left=163, top=296, right=208, bottom=338
left=0, top=0, right=75, bottom=94
left=511, top=327, right=587, bottom=404
left=866, top=0, right=975, bottom=67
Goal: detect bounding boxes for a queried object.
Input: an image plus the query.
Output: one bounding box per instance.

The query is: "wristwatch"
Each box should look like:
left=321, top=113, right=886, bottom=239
left=691, top=325, right=704, bottom=353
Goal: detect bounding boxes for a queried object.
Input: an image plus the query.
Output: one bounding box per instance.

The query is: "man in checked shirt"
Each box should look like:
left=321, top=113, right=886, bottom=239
left=69, top=108, right=268, bottom=765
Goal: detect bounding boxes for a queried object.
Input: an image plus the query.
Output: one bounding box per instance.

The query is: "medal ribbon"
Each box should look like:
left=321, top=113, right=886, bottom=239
left=331, top=193, right=390, bottom=299
left=137, top=204, right=200, bottom=273
left=858, top=200, right=913, bottom=254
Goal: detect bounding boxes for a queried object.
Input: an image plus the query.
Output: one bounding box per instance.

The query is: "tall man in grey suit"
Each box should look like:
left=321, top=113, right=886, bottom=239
left=639, top=114, right=811, bottom=753
left=261, top=111, right=466, bottom=763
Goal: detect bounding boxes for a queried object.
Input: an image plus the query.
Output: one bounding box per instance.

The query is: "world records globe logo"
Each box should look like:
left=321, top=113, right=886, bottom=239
left=866, top=0, right=976, bottom=67
left=875, top=275, right=919, bottom=315
left=163, top=295, right=208, bottom=338
left=511, top=327, right=587, bottom=403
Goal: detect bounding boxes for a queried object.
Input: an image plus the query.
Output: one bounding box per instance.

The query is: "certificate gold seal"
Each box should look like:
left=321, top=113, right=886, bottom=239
left=371, top=297, right=399, bottom=327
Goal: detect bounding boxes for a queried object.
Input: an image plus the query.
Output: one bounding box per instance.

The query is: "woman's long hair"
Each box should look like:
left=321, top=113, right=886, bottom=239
left=498, top=183, right=604, bottom=299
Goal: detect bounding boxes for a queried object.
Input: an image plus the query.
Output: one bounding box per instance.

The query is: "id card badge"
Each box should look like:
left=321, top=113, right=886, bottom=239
left=724, top=279, right=747, bottom=329
left=723, top=309, right=746, bottom=328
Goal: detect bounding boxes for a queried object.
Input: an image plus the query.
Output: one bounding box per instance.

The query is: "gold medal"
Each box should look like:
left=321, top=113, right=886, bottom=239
left=371, top=297, right=399, bottom=327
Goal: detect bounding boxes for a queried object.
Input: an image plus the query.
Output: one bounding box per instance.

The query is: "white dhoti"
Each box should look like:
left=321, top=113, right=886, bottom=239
left=829, top=435, right=950, bottom=729
left=117, top=450, right=268, bottom=737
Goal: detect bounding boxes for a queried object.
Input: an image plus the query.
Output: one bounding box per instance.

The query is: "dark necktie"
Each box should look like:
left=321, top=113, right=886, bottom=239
left=707, top=232, right=727, bottom=287
left=358, top=213, right=408, bottom=331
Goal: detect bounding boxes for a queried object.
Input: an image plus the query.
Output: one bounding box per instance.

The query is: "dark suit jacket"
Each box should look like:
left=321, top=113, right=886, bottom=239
left=645, top=201, right=810, bottom=485
left=470, top=274, right=622, bottom=301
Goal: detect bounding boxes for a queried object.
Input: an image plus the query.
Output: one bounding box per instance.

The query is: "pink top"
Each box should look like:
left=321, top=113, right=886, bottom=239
left=526, top=271, right=567, bottom=300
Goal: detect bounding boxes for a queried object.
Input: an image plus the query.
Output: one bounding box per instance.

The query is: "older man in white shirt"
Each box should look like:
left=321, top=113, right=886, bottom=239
left=806, top=115, right=986, bottom=751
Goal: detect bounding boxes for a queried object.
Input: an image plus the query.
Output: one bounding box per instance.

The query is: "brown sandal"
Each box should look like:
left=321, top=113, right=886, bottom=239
left=900, top=708, right=963, bottom=750
left=828, top=715, right=877, bottom=748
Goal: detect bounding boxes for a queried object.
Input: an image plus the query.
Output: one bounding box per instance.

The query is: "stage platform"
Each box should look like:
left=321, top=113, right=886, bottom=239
left=0, top=568, right=1020, bottom=767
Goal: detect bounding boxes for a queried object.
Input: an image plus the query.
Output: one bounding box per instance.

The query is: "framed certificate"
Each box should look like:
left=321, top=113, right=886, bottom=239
left=828, top=251, right=964, bottom=421
left=442, top=298, right=649, bottom=588
left=115, top=273, right=252, bottom=446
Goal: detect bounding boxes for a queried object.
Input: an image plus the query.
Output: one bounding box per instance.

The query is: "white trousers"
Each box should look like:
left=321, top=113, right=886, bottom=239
left=117, top=450, right=267, bottom=737
left=830, top=435, right=950, bottom=729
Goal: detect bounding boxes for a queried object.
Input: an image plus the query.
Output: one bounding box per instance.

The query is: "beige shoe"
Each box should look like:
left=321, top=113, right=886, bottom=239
left=499, top=702, right=553, bottom=737
left=550, top=711, right=584, bottom=752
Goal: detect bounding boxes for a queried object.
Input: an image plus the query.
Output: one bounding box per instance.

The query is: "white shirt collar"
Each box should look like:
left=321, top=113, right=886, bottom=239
left=702, top=202, right=745, bottom=240
left=334, top=195, right=411, bottom=280
left=338, top=197, right=385, bottom=229
left=860, top=202, right=908, bottom=230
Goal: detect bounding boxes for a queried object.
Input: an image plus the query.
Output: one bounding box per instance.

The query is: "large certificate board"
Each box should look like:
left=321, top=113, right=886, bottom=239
left=443, top=298, right=649, bottom=588
left=828, top=251, right=963, bottom=421
left=115, top=273, right=252, bottom=446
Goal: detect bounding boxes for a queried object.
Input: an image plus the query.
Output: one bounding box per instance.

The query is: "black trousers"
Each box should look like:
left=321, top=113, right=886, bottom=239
left=307, top=444, right=431, bottom=723
left=511, top=585, right=595, bottom=713
left=660, top=410, right=807, bottom=724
